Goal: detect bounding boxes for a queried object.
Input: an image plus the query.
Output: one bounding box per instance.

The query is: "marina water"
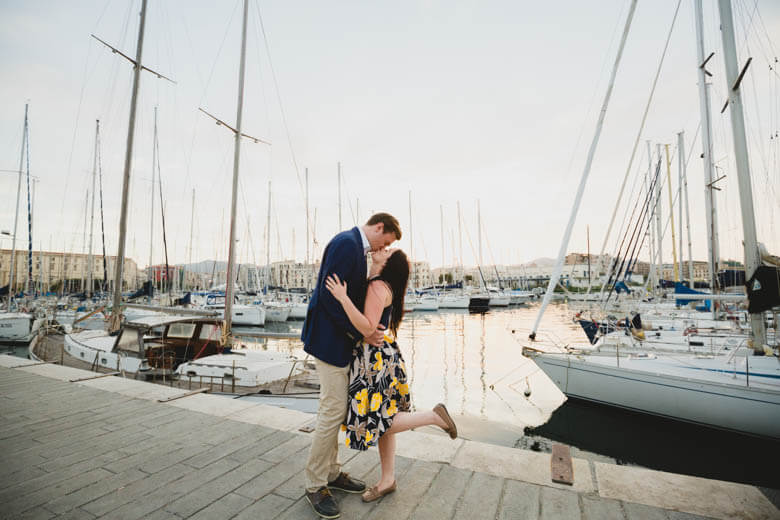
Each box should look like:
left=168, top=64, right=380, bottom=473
left=237, top=302, right=780, bottom=490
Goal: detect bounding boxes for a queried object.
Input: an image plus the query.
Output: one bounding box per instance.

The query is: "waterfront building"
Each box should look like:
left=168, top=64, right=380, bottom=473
left=0, top=249, right=140, bottom=293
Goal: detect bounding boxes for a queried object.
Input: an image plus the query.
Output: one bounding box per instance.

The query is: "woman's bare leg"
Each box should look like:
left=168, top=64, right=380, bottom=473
left=384, top=410, right=447, bottom=435
left=376, top=432, right=396, bottom=490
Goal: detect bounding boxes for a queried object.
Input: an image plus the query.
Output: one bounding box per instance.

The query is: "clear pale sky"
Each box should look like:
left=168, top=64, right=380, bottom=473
left=1, top=0, right=778, bottom=270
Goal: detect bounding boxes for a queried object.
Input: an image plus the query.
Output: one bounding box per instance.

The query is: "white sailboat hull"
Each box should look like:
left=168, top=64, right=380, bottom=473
left=488, top=294, right=511, bottom=307
left=438, top=294, right=470, bottom=309
left=0, top=313, right=41, bottom=342
left=528, top=350, right=780, bottom=439
left=264, top=303, right=291, bottom=322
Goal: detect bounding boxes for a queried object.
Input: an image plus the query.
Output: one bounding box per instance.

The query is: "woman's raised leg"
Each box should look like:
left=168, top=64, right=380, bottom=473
left=384, top=410, right=448, bottom=435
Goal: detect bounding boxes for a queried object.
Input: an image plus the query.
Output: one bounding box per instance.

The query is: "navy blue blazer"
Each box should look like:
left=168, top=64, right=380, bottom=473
left=301, top=227, right=367, bottom=367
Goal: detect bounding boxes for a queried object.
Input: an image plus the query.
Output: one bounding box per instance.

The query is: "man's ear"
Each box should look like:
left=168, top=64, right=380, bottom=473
left=375, top=222, right=385, bottom=234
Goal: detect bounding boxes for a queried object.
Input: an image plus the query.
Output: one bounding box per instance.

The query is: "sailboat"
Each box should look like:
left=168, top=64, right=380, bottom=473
left=523, top=0, right=780, bottom=439
left=1, top=104, right=46, bottom=343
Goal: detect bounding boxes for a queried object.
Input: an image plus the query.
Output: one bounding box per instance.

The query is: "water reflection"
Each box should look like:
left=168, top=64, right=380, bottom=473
left=238, top=303, right=579, bottom=429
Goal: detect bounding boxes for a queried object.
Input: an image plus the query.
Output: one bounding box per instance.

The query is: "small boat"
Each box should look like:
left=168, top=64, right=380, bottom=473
left=438, top=292, right=470, bottom=309
left=0, top=312, right=44, bottom=342
left=62, top=315, right=300, bottom=387
left=414, top=294, right=440, bottom=312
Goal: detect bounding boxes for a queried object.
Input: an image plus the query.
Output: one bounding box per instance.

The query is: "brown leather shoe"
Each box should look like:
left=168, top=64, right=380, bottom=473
left=305, top=486, right=340, bottom=518
left=361, top=481, right=396, bottom=502
left=433, top=403, right=457, bottom=439
left=327, top=471, right=366, bottom=493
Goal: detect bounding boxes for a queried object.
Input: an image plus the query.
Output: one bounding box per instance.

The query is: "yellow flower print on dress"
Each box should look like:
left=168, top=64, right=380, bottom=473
left=386, top=399, right=398, bottom=416
left=365, top=429, right=374, bottom=444
left=370, top=392, right=382, bottom=412
left=355, top=388, right=368, bottom=416
left=389, top=376, right=398, bottom=389
left=372, top=352, right=383, bottom=372
left=340, top=424, right=346, bottom=432
left=398, top=382, right=410, bottom=396
left=345, top=436, right=350, bottom=447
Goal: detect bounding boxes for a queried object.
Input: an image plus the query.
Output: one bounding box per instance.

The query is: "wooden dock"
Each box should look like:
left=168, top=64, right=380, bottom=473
left=0, top=354, right=777, bottom=519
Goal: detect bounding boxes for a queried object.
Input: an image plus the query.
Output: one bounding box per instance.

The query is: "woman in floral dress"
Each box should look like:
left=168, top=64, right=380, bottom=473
left=325, top=248, right=458, bottom=502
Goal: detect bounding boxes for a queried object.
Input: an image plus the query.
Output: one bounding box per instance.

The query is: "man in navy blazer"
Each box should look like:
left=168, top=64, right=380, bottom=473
left=303, top=213, right=401, bottom=518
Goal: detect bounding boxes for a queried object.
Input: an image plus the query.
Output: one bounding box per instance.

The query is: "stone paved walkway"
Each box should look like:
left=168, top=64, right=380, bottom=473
left=0, top=356, right=777, bottom=519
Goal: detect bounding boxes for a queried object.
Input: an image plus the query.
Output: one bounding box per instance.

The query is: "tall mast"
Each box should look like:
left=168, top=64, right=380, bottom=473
left=717, top=0, right=766, bottom=350
left=148, top=107, right=156, bottom=295
left=694, top=0, right=721, bottom=293
left=187, top=188, right=195, bottom=290
left=677, top=138, right=684, bottom=281
left=440, top=204, right=445, bottom=277
left=305, top=167, right=309, bottom=266
left=408, top=191, right=413, bottom=288
left=80, top=190, right=88, bottom=292
left=679, top=131, right=694, bottom=287
left=97, top=124, right=108, bottom=295
left=266, top=181, right=271, bottom=287
left=110, top=0, right=148, bottom=331
left=7, top=103, right=27, bottom=304
left=223, top=0, right=250, bottom=343
left=87, top=120, right=99, bottom=297
left=337, top=162, right=342, bottom=230
left=646, top=140, right=656, bottom=290
left=457, top=201, right=463, bottom=283
left=665, top=144, right=679, bottom=281
left=477, top=199, right=483, bottom=267
left=530, top=0, right=637, bottom=339
left=655, top=144, right=663, bottom=282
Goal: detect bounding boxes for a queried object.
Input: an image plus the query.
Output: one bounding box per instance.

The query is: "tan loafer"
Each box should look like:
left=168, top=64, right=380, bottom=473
left=433, top=403, right=458, bottom=439
left=361, top=481, right=396, bottom=502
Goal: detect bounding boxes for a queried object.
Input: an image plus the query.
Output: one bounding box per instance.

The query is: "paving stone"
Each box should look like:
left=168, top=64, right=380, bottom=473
left=539, top=486, right=581, bottom=520
left=80, top=463, right=196, bottom=516
left=2, top=467, right=112, bottom=518
left=43, top=468, right=147, bottom=514
left=235, top=446, right=310, bottom=500
left=668, top=512, right=716, bottom=520
left=582, top=494, right=625, bottom=519
left=259, top=433, right=311, bottom=463
left=453, top=471, right=504, bottom=520
left=412, top=464, right=472, bottom=519
left=233, top=492, right=295, bottom=519
left=365, top=459, right=442, bottom=520
left=164, top=458, right=274, bottom=517
left=13, top=506, right=55, bottom=520
left=624, top=502, right=669, bottom=520
left=101, top=457, right=243, bottom=520
left=225, top=429, right=295, bottom=463
left=498, top=479, right=540, bottom=520
left=338, top=456, right=416, bottom=520
left=187, top=492, right=253, bottom=520
left=275, top=497, right=315, bottom=520
left=183, top=428, right=271, bottom=469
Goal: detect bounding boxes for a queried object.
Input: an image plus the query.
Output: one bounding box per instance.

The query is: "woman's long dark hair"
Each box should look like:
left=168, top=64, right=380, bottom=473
left=377, top=250, right=410, bottom=337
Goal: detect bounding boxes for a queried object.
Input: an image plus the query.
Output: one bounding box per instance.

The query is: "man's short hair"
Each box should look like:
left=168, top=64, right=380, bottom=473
left=366, top=213, right=402, bottom=240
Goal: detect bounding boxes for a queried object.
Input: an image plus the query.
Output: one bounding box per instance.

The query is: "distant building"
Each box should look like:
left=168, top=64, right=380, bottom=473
left=270, top=260, right=319, bottom=289
left=0, top=249, right=139, bottom=292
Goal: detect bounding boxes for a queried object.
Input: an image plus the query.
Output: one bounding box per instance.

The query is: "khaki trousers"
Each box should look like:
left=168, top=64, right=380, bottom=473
left=305, top=357, right=350, bottom=492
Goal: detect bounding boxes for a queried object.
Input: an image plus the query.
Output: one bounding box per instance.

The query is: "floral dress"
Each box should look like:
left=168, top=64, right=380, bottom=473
left=342, top=302, right=411, bottom=450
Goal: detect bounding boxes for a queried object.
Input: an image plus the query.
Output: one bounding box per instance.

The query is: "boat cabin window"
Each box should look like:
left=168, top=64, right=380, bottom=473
left=116, top=328, right=141, bottom=353
left=199, top=324, right=220, bottom=340
left=167, top=323, right=196, bottom=339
